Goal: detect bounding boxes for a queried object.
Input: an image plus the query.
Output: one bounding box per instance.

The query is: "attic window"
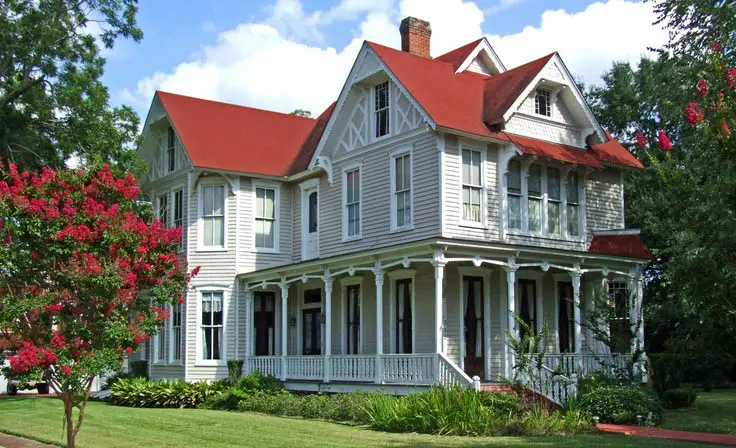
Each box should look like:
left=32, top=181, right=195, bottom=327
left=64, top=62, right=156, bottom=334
left=534, top=89, right=551, bottom=117
left=375, top=82, right=390, bottom=138
left=167, top=127, right=176, bottom=172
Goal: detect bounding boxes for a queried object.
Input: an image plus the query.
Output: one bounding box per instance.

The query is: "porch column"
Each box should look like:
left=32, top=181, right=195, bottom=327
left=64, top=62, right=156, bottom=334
left=504, top=260, right=518, bottom=380
left=244, top=290, right=254, bottom=370
left=323, top=270, right=333, bottom=383
left=280, top=280, right=288, bottom=381
left=571, top=265, right=583, bottom=373
left=432, top=251, right=446, bottom=355
left=373, top=262, right=384, bottom=384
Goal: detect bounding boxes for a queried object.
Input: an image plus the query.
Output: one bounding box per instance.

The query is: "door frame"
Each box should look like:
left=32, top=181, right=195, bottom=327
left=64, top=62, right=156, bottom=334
left=253, top=291, right=277, bottom=356
left=340, top=276, right=364, bottom=355
left=457, top=267, right=492, bottom=381
left=299, top=178, right=320, bottom=260
left=388, top=269, right=416, bottom=354
left=296, top=280, right=323, bottom=355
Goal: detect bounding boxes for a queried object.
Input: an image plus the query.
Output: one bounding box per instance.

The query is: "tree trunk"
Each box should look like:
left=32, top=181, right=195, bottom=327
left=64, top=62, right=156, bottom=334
left=63, top=393, right=76, bottom=448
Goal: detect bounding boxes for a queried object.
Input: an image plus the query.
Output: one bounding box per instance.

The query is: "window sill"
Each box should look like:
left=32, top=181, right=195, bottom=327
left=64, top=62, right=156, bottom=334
left=194, top=361, right=226, bottom=367
left=458, top=221, right=487, bottom=230
left=253, top=247, right=280, bottom=254
left=195, top=247, right=228, bottom=253
left=390, top=225, right=414, bottom=234
left=506, top=231, right=585, bottom=243
left=342, top=235, right=363, bottom=242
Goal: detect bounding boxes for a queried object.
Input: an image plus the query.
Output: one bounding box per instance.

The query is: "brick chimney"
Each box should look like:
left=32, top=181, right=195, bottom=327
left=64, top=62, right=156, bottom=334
left=400, top=17, right=431, bottom=58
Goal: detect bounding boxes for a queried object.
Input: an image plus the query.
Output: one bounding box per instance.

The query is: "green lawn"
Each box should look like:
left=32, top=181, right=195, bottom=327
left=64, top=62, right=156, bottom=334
left=660, top=389, right=736, bottom=435
left=0, top=397, right=705, bottom=448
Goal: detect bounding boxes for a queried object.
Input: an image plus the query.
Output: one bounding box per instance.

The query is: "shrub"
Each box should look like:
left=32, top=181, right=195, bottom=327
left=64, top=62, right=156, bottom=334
left=661, top=387, right=697, bottom=409
left=227, top=360, right=244, bottom=385
left=235, top=371, right=283, bottom=393
left=102, top=371, right=135, bottom=391
left=577, top=371, right=626, bottom=396
left=110, top=378, right=225, bottom=408
left=578, top=385, right=662, bottom=424
left=130, top=360, right=148, bottom=379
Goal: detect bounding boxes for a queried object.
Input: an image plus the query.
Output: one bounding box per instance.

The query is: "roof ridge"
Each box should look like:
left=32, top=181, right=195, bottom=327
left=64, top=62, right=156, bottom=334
left=156, top=90, right=317, bottom=122
left=484, top=52, right=555, bottom=84
left=365, top=40, right=456, bottom=68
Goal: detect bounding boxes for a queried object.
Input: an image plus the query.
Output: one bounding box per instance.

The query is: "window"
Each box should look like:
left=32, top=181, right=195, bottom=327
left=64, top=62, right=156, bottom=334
left=156, top=314, right=166, bottom=363
left=535, top=89, right=551, bottom=117
left=255, top=187, right=276, bottom=249
left=254, top=292, right=275, bottom=356
left=391, top=152, right=412, bottom=229
left=158, top=194, right=169, bottom=227
left=345, top=285, right=360, bottom=355
left=566, top=172, right=580, bottom=237
left=557, top=282, right=575, bottom=353
left=518, top=280, right=537, bottom=340
left=395, top=279, right=413, bottom=354
left=375, top=81, right=390, bottom=138
left=171, top=302, right=182, bottom=362
left=202, top=185, right=225, bottom=247
left=308, top=191, right=318, bottom=233
left=506, top=160, right=521, bottom=229
left=201, top=292, right=223, bottom=361
left=167, top=127, right=176, bottom=172
left=547, top=167, right=561, bottom=234
left=173, top=189, right=183, bottom=229
left=608, top=281, right=631, bottom=353
left=344, top=168, right=361, bottom=238
left=527, top=164, right=542, bottom=233
left=462, top=149, right=483, bottom=223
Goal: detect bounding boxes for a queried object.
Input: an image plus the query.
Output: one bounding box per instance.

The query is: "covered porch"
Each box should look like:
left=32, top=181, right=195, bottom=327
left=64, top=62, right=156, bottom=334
left=238, top=240, right=645, bottom=394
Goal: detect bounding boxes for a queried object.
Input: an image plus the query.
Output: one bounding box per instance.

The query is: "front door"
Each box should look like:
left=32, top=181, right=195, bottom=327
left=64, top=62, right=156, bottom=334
left=463, top=276, right=484, bottom=377
left=302, top=308, right=322, bottom=356
left=302, top=188, right=318, bottom=260
left=558, top=282, right=574, bottom=353
left=254, top=292, right=276, bottom=356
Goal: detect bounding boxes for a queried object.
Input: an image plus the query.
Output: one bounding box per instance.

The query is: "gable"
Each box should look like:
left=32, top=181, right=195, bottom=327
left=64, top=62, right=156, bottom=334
left=139, top=97, right=192, bottom=185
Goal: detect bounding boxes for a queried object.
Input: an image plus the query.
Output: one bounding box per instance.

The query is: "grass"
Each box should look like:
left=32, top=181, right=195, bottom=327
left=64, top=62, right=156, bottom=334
left=660, top=389, right=736, bottom=435
left=0, top=397, right=706, bottom=448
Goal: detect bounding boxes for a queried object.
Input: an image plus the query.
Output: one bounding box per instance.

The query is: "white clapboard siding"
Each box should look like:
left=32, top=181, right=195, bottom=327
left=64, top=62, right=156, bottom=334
left=586, top=168, right=624, bottom=242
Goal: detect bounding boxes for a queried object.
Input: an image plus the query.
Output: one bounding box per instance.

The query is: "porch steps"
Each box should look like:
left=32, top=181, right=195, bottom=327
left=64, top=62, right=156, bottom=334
left=479, top=383, right=513, bottom=393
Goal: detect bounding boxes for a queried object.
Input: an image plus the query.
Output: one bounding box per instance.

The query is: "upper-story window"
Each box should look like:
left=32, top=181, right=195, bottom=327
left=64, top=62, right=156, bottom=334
left=461, top=148, right=484, bottom=224
left=167, top=127, right=176, bottom=173
left=343, top=167, right=361, bottom=239
left=505, top=158, right=584, bottom=240
left=547, top=167, right=561, bottom=235
left=375, top=81, right=390, bottom=138
left=506, top=160, right=521, bottom=230
left=173, top=189, right=184, bottom=229
left=202, top=185, right=225, bottom=248
left=534, top=89, right=551, bottom=117
left=158, top=194, right=169, bottom=227
left=255, top=186, right=278, bottom=250
left=391, top=151, right=412, bottom=230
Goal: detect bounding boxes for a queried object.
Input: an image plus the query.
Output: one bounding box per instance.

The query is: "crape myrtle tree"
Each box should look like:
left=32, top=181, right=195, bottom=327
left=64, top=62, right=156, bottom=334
left=0, top=161, right=198, bottom=448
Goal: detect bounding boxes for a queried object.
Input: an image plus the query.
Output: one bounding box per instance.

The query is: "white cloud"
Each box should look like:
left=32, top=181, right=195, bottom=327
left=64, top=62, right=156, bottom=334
left=120, top=0, right=667, bottom=118
left=484, top=0, right=529, bottom=16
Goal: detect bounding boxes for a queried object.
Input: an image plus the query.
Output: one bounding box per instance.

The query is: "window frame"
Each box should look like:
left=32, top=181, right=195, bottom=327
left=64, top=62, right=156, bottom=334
left=534, top=89, right=551, bottom=117
left=169, top=300, right=183, bottom=363
left=388, top=269, right=416, bottom=354
left=153, top=304, right=167, bottom=364
left=340, top=276, right=364, bottom=355
left=157, top=193, right=169, bottom=227
left=341, top=163, right=363, bottom=241
left=197, top=182, right=227, bottom=251
left=167, top=126, right=176, bottom=173
left=459, top=142, right=487, bottom=228
left=389, top=147, right=413, bottom=232
left=253, top=181, right=281, bottom=253
left=196, top=288, right=227, bottom=366
left=373, top=81, right=391, bottom=140
left=506, top=159, right=523, bottom=231
left=173, top=188, right=184, bottom=229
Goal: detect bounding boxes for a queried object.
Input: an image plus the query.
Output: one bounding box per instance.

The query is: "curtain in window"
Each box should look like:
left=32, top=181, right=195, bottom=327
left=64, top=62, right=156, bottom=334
left=566, top=172, right=580, bottom=236
left=396, top=280, right=412, bottom=354
left=462, top=149, right=482, bottom=222
left=203, top=186, right=225, bottom=247
left=255, top=187, right=275, bottom=248
left=547, top=167, right=561, bottom=234
left=201, top=292, right=223, bottom=360
left=527, top=164, right=542, bottom=232
left=394, top=154, right=411, bottom=227
left=507, top=160, right=522, bottom=229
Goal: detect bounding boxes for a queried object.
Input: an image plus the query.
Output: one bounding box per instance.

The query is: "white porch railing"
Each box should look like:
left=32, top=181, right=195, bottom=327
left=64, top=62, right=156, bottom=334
left=437, top=352, right=476, bottom=390
left=330, top=355, right=375, bottom=382
left=284, top=356, right=324, bottom=380
left=245, top=356, right=281, bottom=378
left=381, top=354, right=436, bottom=384
left=544, top=353, right=635, bottom=378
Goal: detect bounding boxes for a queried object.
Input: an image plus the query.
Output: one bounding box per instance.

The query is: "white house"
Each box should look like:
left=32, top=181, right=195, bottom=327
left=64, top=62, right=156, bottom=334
left=135, top=17, right=650, bottom=401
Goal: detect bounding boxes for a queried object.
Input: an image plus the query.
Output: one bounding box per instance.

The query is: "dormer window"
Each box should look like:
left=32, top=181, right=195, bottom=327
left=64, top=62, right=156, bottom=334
left=167, top=126, right=176, bottom=172
left=375, top=81, right=390, bottom=138
left=534, top=89, right=551, bottom=117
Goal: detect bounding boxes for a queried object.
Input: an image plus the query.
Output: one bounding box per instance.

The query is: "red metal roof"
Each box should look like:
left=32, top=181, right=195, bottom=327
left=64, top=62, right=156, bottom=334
left=589, top=233, right=652, bottom=259
left=488, top=131, right=604, bottom=168
left=434, top=38, right=483, bottom=70
left=158, top=92, right=320, bottom=177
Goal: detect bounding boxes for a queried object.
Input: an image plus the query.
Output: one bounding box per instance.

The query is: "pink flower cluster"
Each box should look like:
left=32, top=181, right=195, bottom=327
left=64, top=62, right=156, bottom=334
left=8, top=342, right=58, bottom=373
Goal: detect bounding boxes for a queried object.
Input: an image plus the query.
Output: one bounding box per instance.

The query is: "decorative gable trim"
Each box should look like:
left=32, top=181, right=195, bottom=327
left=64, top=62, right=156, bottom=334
left=501, top=53, right=605, bottom=142
left=455, top=38, right=506, bottom=75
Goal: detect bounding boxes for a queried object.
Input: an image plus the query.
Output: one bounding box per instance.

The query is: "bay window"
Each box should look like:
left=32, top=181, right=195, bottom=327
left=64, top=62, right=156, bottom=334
left=462, top=148, right=483, bottom=223
left=202, top=185, right=225, bottom=248
left=567, top=171, right=580, bottom=237
left=506, top=160, right=521, bottom=230
left=547, top=167, right=561, bottom=235
left=527, top=164, right=542, bottom=233
left=201, top=291, right=223, bottom=361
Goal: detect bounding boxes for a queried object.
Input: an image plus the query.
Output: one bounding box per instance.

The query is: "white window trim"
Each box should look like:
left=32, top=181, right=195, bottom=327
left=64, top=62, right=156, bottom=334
left=458, top=141, right=488, bottom=229
left=252, top=180, right=281, bottom=254
left=299, top=178, right=320, bottom=260
left=196, top=181, right=228, bottom=252
left=168, top=300, right=183, bottom=364
left=503, top=157, right=586, bottom=243
left=341, top=162, right=363, bottom=242
left=534, top=88, right=552, bottom=118
left=153, top=304, right=167, bottom=365
left=296, top=281, right=323, bottom=355
left=388, top=269, right=416, bottom=354
left=167, top=126, right=177, bottom=173
left=515, top=271, right=544, bottom=337
left=457, top=266, right=492, bottom=379
left=195, top=287, right=228, bottom=366
left=340, top=276, right=364, bottom=355
left=389, top=147, right=414, bottom=232
left=371, top=80, right=392, bottom=143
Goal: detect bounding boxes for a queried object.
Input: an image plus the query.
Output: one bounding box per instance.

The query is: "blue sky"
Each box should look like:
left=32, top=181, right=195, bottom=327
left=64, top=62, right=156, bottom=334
left=102, top=0, right=666, bottom=119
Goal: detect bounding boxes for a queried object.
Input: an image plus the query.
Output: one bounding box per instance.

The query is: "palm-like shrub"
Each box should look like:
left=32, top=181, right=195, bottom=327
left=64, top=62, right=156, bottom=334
left=110, top=378, right=225, bottom=408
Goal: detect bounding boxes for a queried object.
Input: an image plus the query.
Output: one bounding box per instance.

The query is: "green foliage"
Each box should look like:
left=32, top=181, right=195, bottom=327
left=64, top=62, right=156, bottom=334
left=0, top=0, right=143, bottom=171
left=577, top=371, right=629, bottom=397
left=129, top=361, right=149, bottom=380
left=578, top=385, right=662, bottom=424
left=234, top=371, right=283, bottom=393
left=110, top=378, right=225, bottom=408
left=226, top=360, right=243, bottom=385
left=661, top=387, right=697, bottom=409
left=102, top=371, right=137, bottom=391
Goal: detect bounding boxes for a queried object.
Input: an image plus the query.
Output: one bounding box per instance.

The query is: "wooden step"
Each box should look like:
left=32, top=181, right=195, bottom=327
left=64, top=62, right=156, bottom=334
left=479, top=383, right=513, bottom=393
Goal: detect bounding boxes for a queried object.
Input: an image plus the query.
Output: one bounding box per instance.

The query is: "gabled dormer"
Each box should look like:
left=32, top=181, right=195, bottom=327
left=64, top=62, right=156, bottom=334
left=435, top=37, right=506, bottom=76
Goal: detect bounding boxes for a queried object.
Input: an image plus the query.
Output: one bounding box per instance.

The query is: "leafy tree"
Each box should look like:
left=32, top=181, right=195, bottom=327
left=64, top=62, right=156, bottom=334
left=289, top=109, right=312, bottom=118
left=650, top=0, right=736, bottom=57
left=0, top=161, right=197, bottom=448
left=0, top=0, right=143, bottom=171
